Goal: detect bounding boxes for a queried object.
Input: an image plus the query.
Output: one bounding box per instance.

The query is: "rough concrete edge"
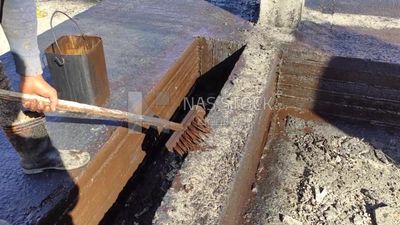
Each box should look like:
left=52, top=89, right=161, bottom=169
left=153, top=27, right=287, bottom=224
left=218, top=50, right=281, bottom=225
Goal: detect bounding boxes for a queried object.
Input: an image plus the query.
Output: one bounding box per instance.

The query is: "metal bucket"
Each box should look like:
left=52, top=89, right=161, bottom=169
left=44, top=11, right=110, bottom=106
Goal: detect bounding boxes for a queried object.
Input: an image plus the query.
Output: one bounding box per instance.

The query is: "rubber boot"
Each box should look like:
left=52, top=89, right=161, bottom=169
left=0, top=63, right=90, bottom=174
left=3, top=112, right=91, bottom=174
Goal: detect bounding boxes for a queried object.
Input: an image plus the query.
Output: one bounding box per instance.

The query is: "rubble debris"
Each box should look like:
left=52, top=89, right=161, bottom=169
left=314, top=187, right=329, bottom=204
left=375, top=206, right=400, bottom=225
left=246, top=116, right=400, bottom=225
left=281, top=214, right=303, bottom=225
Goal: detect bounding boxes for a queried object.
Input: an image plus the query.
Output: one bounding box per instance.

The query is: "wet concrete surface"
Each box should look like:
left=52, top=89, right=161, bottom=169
left=0, top=0, right=250, bottom=224
left=297, top=18, right=400, bottom=65
left=301, top=0, right=400, bottom=55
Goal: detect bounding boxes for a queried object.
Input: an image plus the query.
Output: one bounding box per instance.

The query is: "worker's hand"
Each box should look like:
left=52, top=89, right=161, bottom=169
left=20, top=75, right=58, bottom=113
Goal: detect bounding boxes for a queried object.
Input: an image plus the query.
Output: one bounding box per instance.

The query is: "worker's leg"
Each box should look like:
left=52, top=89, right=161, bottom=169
left=0, top=62, right=90, bottom=174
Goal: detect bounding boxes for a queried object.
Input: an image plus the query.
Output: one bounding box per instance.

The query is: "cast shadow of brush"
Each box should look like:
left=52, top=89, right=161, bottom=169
left=46, top=115, right=162, bottom=155
left=45, top=116, right=122, bottom=126
left=46, top=115, right=139, bottom=130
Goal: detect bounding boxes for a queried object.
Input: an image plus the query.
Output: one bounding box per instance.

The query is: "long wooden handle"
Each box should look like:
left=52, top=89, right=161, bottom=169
left=0, top=89, right=184, bottom=131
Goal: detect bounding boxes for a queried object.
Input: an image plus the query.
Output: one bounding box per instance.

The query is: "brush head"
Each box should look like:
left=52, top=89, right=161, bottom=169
left=166, top=105, right=210, bottom=155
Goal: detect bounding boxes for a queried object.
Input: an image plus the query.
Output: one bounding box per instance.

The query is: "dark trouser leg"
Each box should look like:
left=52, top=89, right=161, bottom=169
left=0, top=62, right=90, bottom=174
left=0, top=62, right=61, bottom=171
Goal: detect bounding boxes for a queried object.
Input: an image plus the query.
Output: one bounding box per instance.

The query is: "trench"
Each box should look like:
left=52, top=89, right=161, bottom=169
left=99, top=38, right=245, bottom=225
left=242, top=45, right=400, bottom=224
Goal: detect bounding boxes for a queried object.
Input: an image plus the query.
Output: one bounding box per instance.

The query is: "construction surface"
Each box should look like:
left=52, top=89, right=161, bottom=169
left=244, top=41, right=400, bottom=224
left=0, top=0, right=249, bottom=224
left=1, top=0, right=400, bottom=224
left=153, top=0, right=400, bottom=225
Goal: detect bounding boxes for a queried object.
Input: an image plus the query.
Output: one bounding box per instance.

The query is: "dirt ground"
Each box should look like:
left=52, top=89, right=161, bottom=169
left=244, top=114, right=400, bottom=225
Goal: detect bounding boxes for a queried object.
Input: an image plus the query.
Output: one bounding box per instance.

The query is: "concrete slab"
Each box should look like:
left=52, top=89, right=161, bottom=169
left=0, top=0, right=250, bottom=224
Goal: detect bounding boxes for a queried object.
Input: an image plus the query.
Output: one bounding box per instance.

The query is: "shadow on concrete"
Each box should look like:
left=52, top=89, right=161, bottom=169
left=294, top=21, right=400, bottom=164
left=314, top=58, right=400, bottom=164
left=243, top=20, right=400, bottom=225
left=296, top=21, right=400, bottom=61
left=46, top=115, right=129, bottom=127
left=205, top=0, right=260, bottom=23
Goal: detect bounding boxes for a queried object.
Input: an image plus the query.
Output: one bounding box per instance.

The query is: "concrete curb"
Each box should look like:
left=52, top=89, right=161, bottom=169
left=153, top=30, right=284, bottom=224
left=219, top=49, right=281, bottom=225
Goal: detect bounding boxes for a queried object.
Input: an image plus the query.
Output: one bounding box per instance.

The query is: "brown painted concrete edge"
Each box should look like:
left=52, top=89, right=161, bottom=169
left=42, top=38, right=203, bottom=225
left=219, top=50, right=282, bottom=225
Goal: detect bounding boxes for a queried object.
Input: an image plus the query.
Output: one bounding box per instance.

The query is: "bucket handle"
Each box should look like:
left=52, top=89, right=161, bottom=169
left=50, top=10, right=86, bottom=66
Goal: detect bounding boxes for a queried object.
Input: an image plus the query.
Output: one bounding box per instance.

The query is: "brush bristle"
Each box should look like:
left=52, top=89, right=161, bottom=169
left=168, top=106, right=210, bottom=155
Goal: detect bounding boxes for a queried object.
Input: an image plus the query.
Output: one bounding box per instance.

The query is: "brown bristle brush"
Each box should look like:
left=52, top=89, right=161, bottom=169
left=0, top=89, right=210, bottom=155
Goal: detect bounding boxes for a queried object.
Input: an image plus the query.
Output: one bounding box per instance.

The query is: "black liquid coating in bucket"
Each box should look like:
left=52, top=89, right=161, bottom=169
left=45, top=35, right=110, bottom=106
